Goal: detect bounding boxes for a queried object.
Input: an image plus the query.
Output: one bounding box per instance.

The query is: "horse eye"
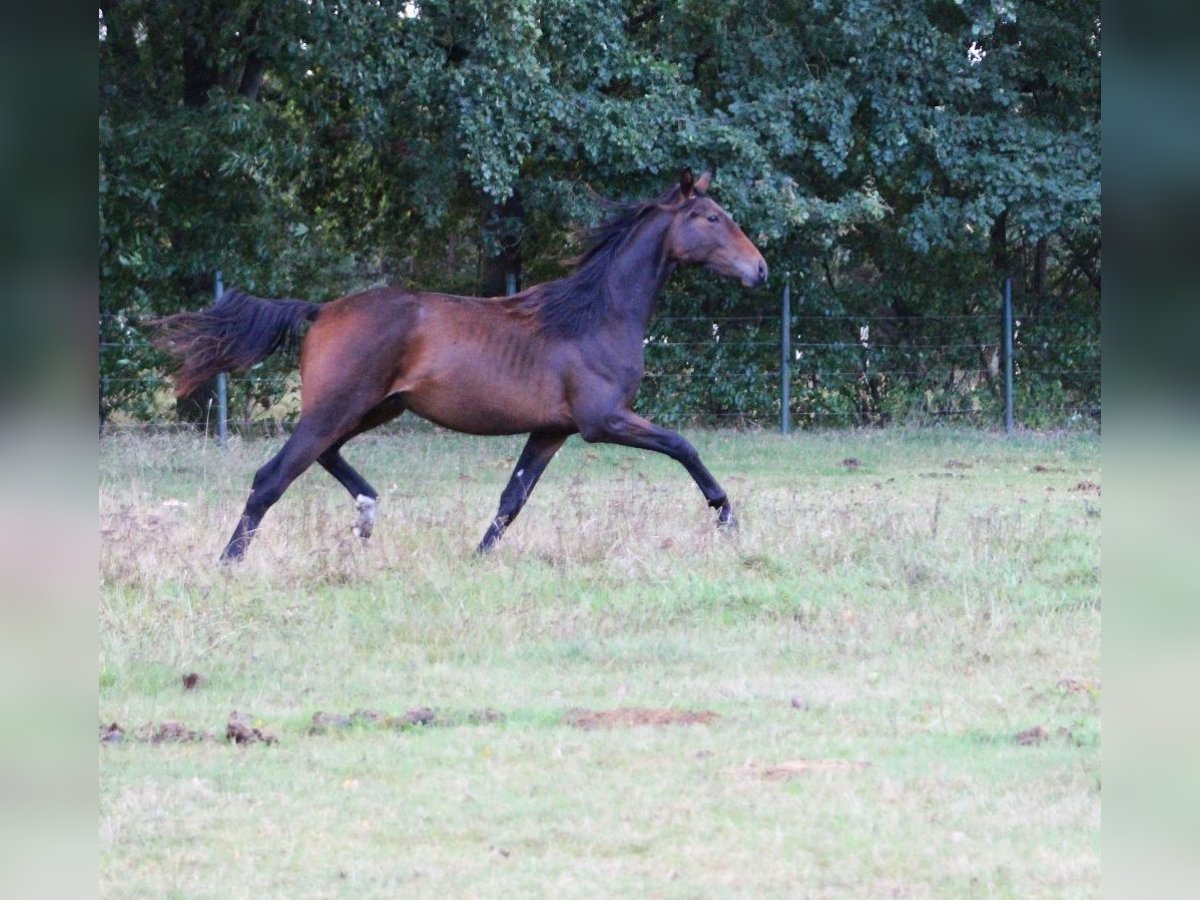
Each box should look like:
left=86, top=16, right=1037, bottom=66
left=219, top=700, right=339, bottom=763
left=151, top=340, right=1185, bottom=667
left=706, top=214, right=719, bottom=223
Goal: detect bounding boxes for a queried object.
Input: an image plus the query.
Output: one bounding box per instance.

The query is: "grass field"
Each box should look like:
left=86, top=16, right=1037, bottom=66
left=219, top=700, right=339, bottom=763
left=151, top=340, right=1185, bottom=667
left=99, top=425, right=1101, bottom=898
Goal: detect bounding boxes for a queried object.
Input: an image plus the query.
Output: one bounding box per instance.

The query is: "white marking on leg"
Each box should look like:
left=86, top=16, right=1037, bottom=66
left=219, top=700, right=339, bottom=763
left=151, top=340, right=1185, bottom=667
left=353, top=494, right=377, bottom=539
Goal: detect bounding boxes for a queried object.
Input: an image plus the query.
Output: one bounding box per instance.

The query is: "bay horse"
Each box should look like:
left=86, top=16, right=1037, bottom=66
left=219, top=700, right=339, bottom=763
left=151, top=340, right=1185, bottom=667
left=155, top=169, right=768, bottom=561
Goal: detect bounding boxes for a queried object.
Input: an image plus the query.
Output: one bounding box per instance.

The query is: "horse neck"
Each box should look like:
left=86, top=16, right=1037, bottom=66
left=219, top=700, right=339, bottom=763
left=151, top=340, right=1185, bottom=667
left=601, top=212, right=675, bottom=338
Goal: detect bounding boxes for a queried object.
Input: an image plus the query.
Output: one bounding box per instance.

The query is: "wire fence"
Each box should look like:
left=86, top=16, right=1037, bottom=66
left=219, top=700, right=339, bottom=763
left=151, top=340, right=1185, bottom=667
left=99, top=281, right=1100, bottom=436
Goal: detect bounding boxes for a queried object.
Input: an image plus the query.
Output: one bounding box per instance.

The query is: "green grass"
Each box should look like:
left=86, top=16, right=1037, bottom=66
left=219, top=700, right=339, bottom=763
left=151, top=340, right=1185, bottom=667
left=100, top=425, right=1100, bottom=897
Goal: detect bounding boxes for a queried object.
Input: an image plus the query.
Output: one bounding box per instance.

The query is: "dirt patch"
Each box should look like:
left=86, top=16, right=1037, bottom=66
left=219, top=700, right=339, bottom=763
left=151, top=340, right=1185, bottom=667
left=1015, top=725, right=1050, bottom=746
left=733, top=759, right=870, bottom=780
left=1015, top=724, right=1083, bottom=746
left=841, top=457, right=862, bottom=470
left=406, top=706, right=436, bottom=726
left=151, top=720, right=213, bottom=743
left=563, top=707, right=719, bottom=730
left=944, top=459, right=972, bottom=470
left=101, top=714, right=275, bottom=746
left=182, top=672, right=204, bottom=691
left=97, top=720, right=216, bottom=744
left=104, top=718, right=269, bottom=745
left=1070, top=480, right=1101, bottom=495
left=226, top=712, right=277, bottom=745
left=1032, top=464, right=1065, bottom=473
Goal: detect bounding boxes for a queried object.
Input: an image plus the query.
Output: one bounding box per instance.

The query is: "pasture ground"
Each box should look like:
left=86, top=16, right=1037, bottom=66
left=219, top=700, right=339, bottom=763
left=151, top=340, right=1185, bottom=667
left=100, top=426, right=1100, bottom=897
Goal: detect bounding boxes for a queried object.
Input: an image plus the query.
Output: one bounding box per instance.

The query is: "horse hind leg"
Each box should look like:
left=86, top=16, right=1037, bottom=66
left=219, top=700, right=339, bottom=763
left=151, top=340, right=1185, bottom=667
left=221, top=417, right=338, bottom=562
left=318, top=449, right=379, bottom=538
left=220, top=398, right=393, bottom=561
left=317, top=394, right=407, bottom=541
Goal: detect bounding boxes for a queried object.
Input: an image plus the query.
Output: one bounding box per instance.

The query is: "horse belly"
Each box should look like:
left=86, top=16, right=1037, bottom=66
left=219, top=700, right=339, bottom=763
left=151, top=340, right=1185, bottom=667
left=402, top=369, right=572, bottom=436
left=389, top=304, right=575, bottom=435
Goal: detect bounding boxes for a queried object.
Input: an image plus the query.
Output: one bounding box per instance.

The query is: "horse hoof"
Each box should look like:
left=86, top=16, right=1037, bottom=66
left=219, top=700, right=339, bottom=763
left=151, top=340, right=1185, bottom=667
left=475, top=532, right=502, bottom=556
left=353, top=494, right=377, bottom=540
left=716, top=505, right=738, bottom=531
left=475, top=516, right=508, bottom=555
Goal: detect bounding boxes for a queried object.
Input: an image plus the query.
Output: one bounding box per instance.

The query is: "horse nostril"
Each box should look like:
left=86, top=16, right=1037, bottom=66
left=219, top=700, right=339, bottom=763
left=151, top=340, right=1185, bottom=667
left=758, top=260, right=769, bottom=284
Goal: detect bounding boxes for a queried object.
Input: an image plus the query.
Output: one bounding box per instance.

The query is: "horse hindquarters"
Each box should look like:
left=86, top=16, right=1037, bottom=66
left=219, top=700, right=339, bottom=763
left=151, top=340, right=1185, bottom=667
left=220, top=396, right=398, bottom=560
left=221, top=293, right=416, bottom=560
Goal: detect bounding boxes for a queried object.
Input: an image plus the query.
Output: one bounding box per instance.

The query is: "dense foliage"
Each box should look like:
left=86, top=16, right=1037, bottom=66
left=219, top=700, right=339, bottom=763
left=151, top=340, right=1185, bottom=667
left=100, top=0, right=1099, bottom=428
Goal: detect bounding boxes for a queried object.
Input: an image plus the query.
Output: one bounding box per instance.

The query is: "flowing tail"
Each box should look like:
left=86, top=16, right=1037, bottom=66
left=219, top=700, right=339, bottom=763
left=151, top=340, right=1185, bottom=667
left=152, top=289, right=321, bottom=397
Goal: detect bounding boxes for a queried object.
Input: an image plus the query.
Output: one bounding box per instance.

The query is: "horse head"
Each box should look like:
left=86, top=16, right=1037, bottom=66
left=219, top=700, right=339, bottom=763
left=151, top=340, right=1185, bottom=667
left=662, top=169, right=769, bottom=288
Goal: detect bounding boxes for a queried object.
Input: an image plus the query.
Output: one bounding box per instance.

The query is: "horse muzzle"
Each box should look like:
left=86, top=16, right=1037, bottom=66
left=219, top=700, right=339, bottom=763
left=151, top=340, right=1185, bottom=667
left=739, top=257, right=769, bottom=288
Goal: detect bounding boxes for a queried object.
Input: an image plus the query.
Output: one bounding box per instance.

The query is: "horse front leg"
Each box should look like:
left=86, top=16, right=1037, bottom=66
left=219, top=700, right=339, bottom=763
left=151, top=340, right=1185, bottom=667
left=578, top=409, right=736, bottom=529
left=477, top=431, right=570, bottom=554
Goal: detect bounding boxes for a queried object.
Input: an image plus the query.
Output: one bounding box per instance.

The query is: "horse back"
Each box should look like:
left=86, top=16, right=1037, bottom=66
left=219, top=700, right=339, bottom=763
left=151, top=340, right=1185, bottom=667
left=300, top=287, right=577, bottom=435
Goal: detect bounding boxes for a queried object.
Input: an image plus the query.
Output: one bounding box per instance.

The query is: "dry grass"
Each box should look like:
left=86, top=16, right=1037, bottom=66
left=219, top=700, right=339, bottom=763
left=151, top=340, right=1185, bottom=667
left=100, top=425, right=1100, bottom=897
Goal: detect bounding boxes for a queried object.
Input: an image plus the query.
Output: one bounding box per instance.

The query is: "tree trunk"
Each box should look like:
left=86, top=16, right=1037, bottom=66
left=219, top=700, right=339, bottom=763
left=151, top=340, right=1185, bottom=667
left=1033, top=235, right=1049, bottom=296
left=181, top=3, right=221, bottom=109
left=988, top=208, right=1012, bottom=407
left=236, top=9, right=265, bottom=100
left=479, top=191, right=524, bottom=297
left=989, top=208, right=1010, bottom=280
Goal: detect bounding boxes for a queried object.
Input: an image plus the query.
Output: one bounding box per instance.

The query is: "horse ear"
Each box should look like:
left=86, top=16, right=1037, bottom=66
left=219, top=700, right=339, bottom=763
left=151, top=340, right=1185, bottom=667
left=679, top=168, right=695, bottom=198
left=694, top=170, right=713, bottom=193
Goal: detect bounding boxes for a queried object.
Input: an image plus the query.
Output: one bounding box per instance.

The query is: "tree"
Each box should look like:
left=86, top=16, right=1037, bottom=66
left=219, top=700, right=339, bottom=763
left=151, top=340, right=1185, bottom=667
left=100, top=0, right=1100, bottom=427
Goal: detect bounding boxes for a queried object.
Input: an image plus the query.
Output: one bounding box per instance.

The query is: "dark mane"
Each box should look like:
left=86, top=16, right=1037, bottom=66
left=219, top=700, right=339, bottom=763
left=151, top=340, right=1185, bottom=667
left=517, top=185, right=694, bottom=338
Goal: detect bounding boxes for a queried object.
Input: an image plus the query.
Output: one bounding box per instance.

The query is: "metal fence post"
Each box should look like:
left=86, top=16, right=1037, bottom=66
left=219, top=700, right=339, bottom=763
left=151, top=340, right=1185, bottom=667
left=781, top=278, right=792, bottom=435
left=215, top=270, right=229, bottom=448
left=1003, top=276, right=1014, bottom=433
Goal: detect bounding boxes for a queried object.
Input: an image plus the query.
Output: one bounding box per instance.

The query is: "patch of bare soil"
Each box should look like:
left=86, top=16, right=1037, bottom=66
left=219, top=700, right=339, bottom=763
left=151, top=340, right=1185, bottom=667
left=98, top=719, right=216, bottom=744
left=1032, top=464, right=1065, bottom=473
left=182, top=672, right=204, bottom=690
left=1015, top=724, right=1084, bottom=747
left=150, top=720, right=213, bottom=743
left=1015, top=724, right=1049, bottom=745
left=732, top=759, right=870, bottom=780
left=99, top=710, right=289, bottom=748
left=944, top=459, right=972, bottom=470
left=563, top=707, right=719, bottom=730
left=406, top=706, right=436, bottom=726
left=841, top=457, right=862, bottom=470
left=226, top=711, right=277, bottom=745
left=1070, top=480, right=1101, bottom=495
